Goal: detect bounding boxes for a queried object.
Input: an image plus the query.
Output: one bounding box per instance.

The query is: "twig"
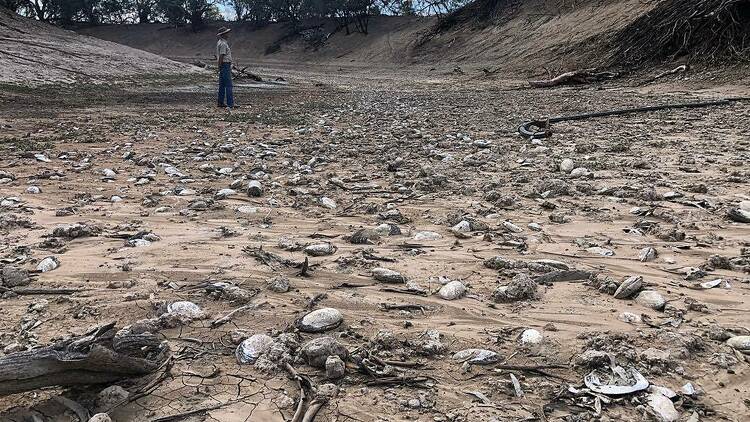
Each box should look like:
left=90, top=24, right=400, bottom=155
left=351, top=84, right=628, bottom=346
left=211, top=301, right=268, bottom=327
left=379, top=303, right=428, bottom=314
left=0, top=287, right=84, bottom=295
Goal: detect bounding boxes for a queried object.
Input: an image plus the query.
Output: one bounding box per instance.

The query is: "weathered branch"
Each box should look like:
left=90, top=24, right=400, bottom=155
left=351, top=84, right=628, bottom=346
left=0, top=323, right=167, bottom=397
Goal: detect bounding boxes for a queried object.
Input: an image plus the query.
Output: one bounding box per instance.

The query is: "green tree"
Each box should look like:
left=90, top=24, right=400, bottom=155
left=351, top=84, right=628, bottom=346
left=185, top=0, right=217, bottom=30
left=131, top=0, right=158, bottom=23
left=0, top=0, right=24, bottom=12
left=156, top=0, right=185, bottom=24
left=100, top=0, right=129, bottom=23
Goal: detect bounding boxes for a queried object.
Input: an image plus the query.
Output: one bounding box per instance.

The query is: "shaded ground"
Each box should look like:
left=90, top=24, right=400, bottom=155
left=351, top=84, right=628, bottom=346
left=1, top=67, right=749, bottom=421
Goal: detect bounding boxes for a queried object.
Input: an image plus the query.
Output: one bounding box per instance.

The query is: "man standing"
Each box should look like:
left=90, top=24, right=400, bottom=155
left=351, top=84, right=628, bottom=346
left=216, top=27, right=234, bottom=109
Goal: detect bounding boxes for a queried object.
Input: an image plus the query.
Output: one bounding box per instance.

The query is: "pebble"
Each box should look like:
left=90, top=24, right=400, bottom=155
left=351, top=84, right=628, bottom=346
left=300, top=336, right=348, bottom=368
left=266, top=276, right=290, bottom=292
left=1, top=266, right=31, bottom=287
left=96, top=385, right=130, bottom=411
left=325, top=355, right=345, bottom=379
left=451, top=220, right=471, bottom=233
left=570, top=167, right=590, bottom=177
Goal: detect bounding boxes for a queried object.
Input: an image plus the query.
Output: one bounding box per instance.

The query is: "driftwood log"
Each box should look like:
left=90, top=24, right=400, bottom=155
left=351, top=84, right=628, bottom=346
left=0, top=322, right=167, bottom=397
left=528, top=69, right=620, bottom=88
left=232, top=65, right=262, bottom=81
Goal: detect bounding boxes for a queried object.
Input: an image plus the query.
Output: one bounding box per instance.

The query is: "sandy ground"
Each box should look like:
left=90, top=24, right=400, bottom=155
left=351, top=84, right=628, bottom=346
left=0, top=8, right=203, bottom=85
left=1, top=66, right=750, bottom=422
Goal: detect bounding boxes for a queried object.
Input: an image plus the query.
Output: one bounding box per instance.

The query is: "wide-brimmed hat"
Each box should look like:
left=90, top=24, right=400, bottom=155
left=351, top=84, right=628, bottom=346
left=217, top=27, right=231, bottom=36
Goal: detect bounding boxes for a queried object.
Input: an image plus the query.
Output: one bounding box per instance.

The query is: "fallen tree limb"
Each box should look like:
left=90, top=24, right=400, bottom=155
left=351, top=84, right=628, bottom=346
left=211, top=301, right=268, bottom=327
left=647, top=64, right=688, bottom=83
left=232, top=65, right=262, bottom=81
left=0, top=322, right=168, bottom=397
left=0, top=286, right=85, bottom=295
left=528, top=69, right=619, bottom=88
left=284, top=363, right=311, bottom=422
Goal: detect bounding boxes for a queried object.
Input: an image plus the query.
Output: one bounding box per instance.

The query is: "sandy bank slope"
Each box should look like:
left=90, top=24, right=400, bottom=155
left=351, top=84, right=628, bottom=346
left=0, top=7, right=204, bottom=85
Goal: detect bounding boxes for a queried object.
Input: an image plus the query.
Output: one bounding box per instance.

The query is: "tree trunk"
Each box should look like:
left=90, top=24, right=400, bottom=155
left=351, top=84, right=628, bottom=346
left=0, top=323, right=167, bottom=397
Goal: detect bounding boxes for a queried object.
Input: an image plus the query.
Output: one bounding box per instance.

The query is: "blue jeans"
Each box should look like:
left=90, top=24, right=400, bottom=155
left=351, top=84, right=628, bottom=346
left=218, top=63, right=234, bottom=107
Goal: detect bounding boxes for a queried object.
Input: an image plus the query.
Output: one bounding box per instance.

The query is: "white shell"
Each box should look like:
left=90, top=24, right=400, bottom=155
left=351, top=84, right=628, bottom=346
left=298, top=308, right=343, bottom=333
left=36, top=256, right=59, bottom=273
left=320, top=197, right=337, bottom=209
left=559, top=159, right=574, bottom=173
left=451, top=221, right=471, bottom=233
left=372, top=267, right=405, bottom=283
left=167, top=301, right=204, bottom=319
left=639, top=247, right=657, bottom=262
left=215, top=188, right=237, bottom=199
left=727, top=336, right=750, bottom=351
left=413, top=231, right=442, bottom=241
left=304, top=242, right=337, bottom=256
left=520, top=329, right=543, bottom=344
left=614, top=276, right=643, bottom=299
left=635, top=290, right=666, bottom=311
left=647, top=391, right=680, bottom=422
left=584, top=366, right=649, bottom=395
left=503, top=221, right=523, bottom=233
left=438, top=280, right=466, bottom=300
left=699, top=279, right=722, bottom=289
left=618, top=312, right=641, bottom=324
left=452, top=349, right=499, bottom=364
left=236, top=205, right=258, bottom=214
left=586, top=246, right=615, bottom=256
left=236, top=334, right=274, bottom=364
